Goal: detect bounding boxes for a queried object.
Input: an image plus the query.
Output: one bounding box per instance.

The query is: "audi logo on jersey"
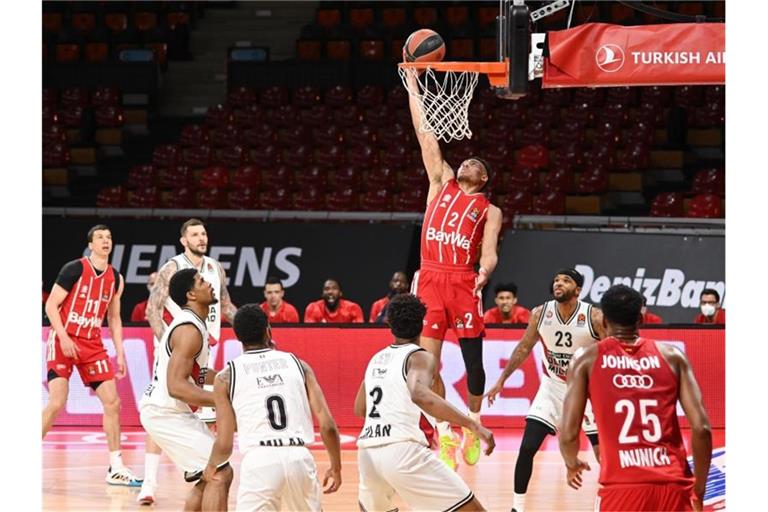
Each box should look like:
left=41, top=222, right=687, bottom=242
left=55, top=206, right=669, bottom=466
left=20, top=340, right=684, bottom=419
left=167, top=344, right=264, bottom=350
left=612, top=374, right=654, bottom=389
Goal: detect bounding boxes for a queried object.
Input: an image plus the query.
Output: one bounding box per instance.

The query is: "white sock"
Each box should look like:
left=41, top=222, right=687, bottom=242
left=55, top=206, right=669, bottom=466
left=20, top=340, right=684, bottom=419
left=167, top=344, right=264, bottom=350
left=468, top=411, right=481, bottom=423
left=109, top=450, right=124, bottom=470
left=437, top=421, right=452, bottom=437
left=513, top=492, right=526, bottom=512
left=144, top=453, right=160, bottom=484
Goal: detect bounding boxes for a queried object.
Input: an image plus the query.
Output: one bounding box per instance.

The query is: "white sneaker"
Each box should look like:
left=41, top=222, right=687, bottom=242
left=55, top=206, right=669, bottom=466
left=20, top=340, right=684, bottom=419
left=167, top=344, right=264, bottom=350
left=105, top=466, right=143, bottom=487
left=137, top=480, right=157, bottom=505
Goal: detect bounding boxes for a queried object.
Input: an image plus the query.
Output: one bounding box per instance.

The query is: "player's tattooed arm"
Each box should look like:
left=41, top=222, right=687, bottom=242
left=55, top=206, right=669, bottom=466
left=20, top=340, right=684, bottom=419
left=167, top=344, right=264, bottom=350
left=205, top=365, right=235, bottom=479
left=590, top=306, right=607, bottom=339
left=218, top=261, right=238, bottom=324
left=146, top=261, right=176, bottom=340
left=215, top=365, right=230, bottom=386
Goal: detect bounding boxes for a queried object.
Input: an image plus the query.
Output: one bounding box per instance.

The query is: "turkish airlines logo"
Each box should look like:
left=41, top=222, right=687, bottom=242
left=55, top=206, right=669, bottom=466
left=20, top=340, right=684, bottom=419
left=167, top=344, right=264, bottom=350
left=596, top=44, right=625, bottom=73
left=612, top=374, right=654, bottom=389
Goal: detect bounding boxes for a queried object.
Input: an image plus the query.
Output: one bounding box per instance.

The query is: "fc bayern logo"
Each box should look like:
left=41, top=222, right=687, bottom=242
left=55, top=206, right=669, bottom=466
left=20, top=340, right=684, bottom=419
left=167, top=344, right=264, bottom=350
left=596, top=44, right=625, bottom=72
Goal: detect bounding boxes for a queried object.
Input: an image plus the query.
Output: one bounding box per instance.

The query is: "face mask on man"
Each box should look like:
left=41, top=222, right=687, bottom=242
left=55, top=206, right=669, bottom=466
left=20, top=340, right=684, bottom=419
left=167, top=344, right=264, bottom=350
left=700, top=303, right=716, bottom=317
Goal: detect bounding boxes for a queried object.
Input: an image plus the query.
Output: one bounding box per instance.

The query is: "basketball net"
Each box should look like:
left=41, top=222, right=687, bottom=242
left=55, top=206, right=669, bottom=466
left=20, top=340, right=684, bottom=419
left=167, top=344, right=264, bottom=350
left=398, top=67, right=479, bottom=143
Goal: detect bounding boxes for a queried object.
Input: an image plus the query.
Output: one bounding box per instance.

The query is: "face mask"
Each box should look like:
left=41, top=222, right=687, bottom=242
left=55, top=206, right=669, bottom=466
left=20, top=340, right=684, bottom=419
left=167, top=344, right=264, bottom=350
left=700, top=304, right=716, bottom=317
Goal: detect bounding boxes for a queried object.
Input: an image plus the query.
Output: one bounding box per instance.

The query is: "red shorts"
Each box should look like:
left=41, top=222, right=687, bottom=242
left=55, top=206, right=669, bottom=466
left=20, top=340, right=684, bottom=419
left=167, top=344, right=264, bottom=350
left=411, top=268, right=485, bottom=340
left=46, top=331, right=115, bottom=385
left=597, top=483, right=694, bottom=511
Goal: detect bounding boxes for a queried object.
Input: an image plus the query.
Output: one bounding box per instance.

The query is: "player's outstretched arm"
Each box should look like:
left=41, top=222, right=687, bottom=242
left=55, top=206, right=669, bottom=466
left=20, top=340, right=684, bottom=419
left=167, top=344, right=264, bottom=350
left=146, top=261, right=177, bottom=341
left=664, top=344, right=712, bottom=507
left=474, top=205, right=503, bottom=294
left=300, top=360, right=342, bottom=494
left=166, top=324, right=214, bottom=407
left=217, top=261, right=238, bottom=324
left=107, top=274, right=126, bottom=378
left=486, top=306, right=543, bottom=405
left=559, top=346, right=595, bottom=490
left=407, top=351, right=495, bottom=455
left=353, top=380, right=366, bottom=417
left=204, top=366, right=234, bottom=481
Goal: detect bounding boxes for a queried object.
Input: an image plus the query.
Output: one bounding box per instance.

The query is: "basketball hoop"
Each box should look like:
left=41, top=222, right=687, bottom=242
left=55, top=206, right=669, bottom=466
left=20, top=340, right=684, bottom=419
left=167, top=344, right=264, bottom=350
left=398, top=61, right=508, bottom=143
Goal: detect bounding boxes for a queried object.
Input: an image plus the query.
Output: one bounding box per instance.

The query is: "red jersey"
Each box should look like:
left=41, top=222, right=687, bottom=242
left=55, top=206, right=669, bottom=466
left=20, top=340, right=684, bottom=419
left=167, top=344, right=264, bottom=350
left=304, top=299, right=364, bottom=323
left=694, top=308, right=725, bottom=324
left=131, top=300, right=149, bottom=322
left=260, top=301, right=300, bottom=323
left=642, top=311, right=663, bottom=324
left=369, top=296, right=389, bottom=323
left=58, top=257, right=118, bottom=340
left=421, top=179, right=489, bottom=270
left=483, top=305, right=530, bottom=324
left=589, top=337, right=693, bottom=487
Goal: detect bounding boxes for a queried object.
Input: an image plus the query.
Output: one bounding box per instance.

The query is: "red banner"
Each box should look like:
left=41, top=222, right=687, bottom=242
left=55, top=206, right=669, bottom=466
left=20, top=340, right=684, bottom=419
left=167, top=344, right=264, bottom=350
left=42, top=326, right=724, bottom=428
left=543, top=22, right=725, bottom=88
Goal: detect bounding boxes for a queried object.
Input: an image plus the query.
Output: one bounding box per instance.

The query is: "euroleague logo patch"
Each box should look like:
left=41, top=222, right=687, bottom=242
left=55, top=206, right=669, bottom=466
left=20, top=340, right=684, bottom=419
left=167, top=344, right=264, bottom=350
left=596, top=44, right=625, bottom=73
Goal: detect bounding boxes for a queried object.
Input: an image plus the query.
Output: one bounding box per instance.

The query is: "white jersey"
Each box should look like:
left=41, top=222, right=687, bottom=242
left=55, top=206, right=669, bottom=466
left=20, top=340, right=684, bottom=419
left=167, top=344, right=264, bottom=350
left=140, top=309, right=209, bottom=413
left=228, top=348, right=315, bottom=452
left=357, top=344, right=435, bottom=449
left=164, top=254, right=223, bottom=342
left=536, top=300, right=600, bottom=382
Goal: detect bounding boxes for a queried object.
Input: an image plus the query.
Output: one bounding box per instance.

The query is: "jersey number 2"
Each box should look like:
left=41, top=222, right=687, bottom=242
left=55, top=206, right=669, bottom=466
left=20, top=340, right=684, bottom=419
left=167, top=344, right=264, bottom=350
left=266, top=395, right=287, bottom=430
left=368, top=387, right=383, bottom=418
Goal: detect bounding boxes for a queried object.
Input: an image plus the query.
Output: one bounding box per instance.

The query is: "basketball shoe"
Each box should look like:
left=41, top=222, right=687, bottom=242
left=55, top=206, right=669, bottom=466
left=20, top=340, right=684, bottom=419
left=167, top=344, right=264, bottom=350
left=461, top=426, right=481, bottom=465
left=105, top=466, right=143, bottom=487
left=438, top=432, right=460, bottom=471
left=136, top=480, right=157, bottom=505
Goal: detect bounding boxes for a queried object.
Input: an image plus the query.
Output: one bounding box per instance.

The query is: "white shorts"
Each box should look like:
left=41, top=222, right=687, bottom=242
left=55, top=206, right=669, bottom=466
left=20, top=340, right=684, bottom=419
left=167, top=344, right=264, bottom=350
left=140, top=404, right=216, bottom=478
left=358, top=441, right=474, bottom=512
left=527, top=375, right=598, bottom=435
left=237, top=446, right=321, bottom=512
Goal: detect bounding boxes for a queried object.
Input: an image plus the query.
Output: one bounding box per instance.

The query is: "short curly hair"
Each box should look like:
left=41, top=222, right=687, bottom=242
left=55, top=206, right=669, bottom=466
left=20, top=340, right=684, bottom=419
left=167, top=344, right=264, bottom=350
left=233, top=304, right=269, bottom=346
left=168, top=268, right=197, bottom=307
left=600, top=284, right=643, bottom=328
left=387, top=293, right=426, bottom=339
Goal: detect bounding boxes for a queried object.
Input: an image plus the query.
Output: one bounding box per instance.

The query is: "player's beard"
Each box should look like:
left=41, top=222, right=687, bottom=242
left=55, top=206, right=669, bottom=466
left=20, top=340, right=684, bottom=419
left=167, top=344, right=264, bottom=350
left=554, top=289, right=574, bottom=303
left=324, top=297, right=340, bottom=312
left=189, top=245, right=207, bottom=257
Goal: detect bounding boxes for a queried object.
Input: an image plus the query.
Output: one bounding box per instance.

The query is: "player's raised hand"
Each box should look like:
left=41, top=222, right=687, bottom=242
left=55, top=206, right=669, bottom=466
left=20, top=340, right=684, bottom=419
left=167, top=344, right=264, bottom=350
left=565, top=458, right=591, bottom=490
left=322, top=466, right=341, bottom=494
left=60, top=334, right=80, bottom=360
left=472, top=423, right=496, bottom=456
left=484, top=378, right=505, bottom=407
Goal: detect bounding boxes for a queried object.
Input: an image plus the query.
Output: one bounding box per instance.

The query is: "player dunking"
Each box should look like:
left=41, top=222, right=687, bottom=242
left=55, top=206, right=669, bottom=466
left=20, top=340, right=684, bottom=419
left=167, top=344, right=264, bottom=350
left=355, top=294, right=495, bottom=511
left=561, top=285, right=712, bottom=511
left=485, top=269, right=605, bottom=512
left=404, top=69, right=503, bottom=470
left=204, top=305, right=342, bottom=511
left=139, top=218, right=238, bottom=504
left=43, top=224, right=142, bottom=486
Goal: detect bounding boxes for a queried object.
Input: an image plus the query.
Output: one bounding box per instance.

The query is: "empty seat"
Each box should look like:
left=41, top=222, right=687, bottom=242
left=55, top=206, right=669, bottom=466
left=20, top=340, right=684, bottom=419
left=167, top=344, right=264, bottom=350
left=181, top=145, right=212, bottom=169
left=380, top=144, right=410, bottom=169
left=366, top=167, right=397, bottom=191
left=215, top=145, right=249, bottom=169
left=542, top=169, right=575, bottom=194
left=360, top=40, right=385, bottom=61
left=346, top=144, right=378, bottom=169
left=329, top=165, right=361, bottom=191
left=233, top=104, right=264, bottom=129
left=152, top=144, right=179, bottom=168
left=261, top=165, right=294, bottom=191
left=260, top=188, right=292, bottom=210
left=295, top=165, right=327, bottom=190
left=297, top=39, right=322, bottom=61
left=61, top=87, right=89, bottom=108
left=96, top=186, right=126, bottom=208
left=127, top=165, right=157, bottom=188
left=159, top=165, right=192, bottom=188
left=360, top=189, right=392, bottom=211
left=260, top=86, right=290, bottom=109
left=363, top=105, right=393, bottom=128
left=205, top=104, right=234, bottom=129
left=250, top=144, right=281, bottom=169
left=614, top=143, right=650, bottom=171
left=94, top=106, right=124, bottom=128
left=326, top=187, right=359, bottom=211
left=56, top=43, right=81, bottom=63
left=502, top=190, right=534, bottom=215
left=394, top=188, right=427, bottom=212
left=312, top=124, right=343, bottom=147
left=43, top=143, right=70, bottom=168
left=128, top=186, right=161, bottom=208
left=231, top=166, right=261, bottom=189
left=517, top=144, right=549, bottom=170
left=506, top=167, right=540, bottom=193
left=691, top=168, right=725, bottom=196
left=314, top=144, right=345, bottom=170
left=292, top=186, right=325, bottom=210
left=84, top=42, right=109, bottom=63
left=533, top=191, right=566, bottom=215
left=575, top=168, right=609, bottom=194
left=333, top=105, right=363, bottom=128
left=301, top=104, right=332, bottom=129
left=398, top=167, right=428, bottom=191
left=91, top=87, right=120, bottom=108
left=180, top=124, right=210, bottom=147
left=271, top=105, right=300, bottom=129
left=345, top=124, right=376, bottom=148
left=227, top=187, right=260, bottom=210
left=650, top=192, right=684, bottom=217
left=325, top=85, right=353, bottom=109
left=163, top=186, right=196, bottom=209
left=316, top=8, right=342, bottom=30
left=282, top=144, right=313, bottom=170
left=241, top=123, right=276, bottom=148
left=326, top=40, right=351, bottom=60
left=227, top=86, right=258, bottom=108
left=293, top=85, right=322, bottom=109
left=210, top=124, right=240, bottom=148
left=196, top=188, right=227, bottom=209
left=687, top=193, right=723, bottom=218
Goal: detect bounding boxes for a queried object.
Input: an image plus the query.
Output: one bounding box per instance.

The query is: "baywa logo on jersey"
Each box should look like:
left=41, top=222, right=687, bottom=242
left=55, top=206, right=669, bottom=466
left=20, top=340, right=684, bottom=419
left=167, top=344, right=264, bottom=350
left=454, top=316, right=465, bottom=329
left=596, top=44, right=625, bottom=73
left=439, top=193, right=453, bottom=207
left=612, top=374, right=654, bottom=389
left=577, top=313, right=586, bottom=326
left=256, top=373, right=284, bottom=388
left=468, top=207, right=481, bottom=222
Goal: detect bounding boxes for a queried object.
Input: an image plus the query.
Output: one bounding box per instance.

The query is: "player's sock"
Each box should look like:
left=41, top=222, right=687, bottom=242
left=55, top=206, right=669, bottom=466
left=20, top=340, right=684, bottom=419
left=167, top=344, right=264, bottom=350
left=437, top=421, right=452, bottom=437
left=468, top=410, right=481, bottom=423
left=513, top=492, right=526, bottom=512
left=143, top=453, right=160, bottom=483
left=109, top=450, right=125, bottom=471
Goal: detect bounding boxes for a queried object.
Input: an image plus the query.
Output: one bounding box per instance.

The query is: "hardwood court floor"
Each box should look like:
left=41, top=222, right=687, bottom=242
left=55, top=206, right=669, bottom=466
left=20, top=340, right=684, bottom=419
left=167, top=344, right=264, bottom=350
left=43, top=428, right=725, bottom=511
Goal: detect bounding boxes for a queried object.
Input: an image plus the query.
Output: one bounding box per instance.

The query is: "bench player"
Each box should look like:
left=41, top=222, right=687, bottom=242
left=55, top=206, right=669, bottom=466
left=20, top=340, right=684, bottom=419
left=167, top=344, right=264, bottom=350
left=404, top=68, right=503, bottom=470
left=485, top=268, right=605, bottom=512
left=43, top=224, right=142, bottom=486
left=204, top=304, right=342, bottom=511
left=355, top=294, right=495, bottom=511
left=560, top=284, right=712, bottom=511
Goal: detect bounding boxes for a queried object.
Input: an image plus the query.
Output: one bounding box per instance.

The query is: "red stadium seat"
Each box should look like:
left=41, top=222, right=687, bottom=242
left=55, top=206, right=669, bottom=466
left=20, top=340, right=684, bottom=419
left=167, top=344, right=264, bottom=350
left=312, top=125, right=343, bottom=148
left=378, top=123, right=413, bottom=149
left=364, top=105, right=394, bottom=128
left=43, top=143, right=70, bottom=168
left=251, top=144, right=281, bottom=169
left=614, top=143, right=650, bottom=171
left=326, top=40, right=352, bottom=60
left=261, top=165, right=295, bottom=191
left=43, top=88, right=58, bottom=108
left=43, top=12, right=63, bottom=33
left=690, top=102, right=725, bottom=128
left=234, top=105, right=264, bottom=128
left=381, top=7, right=407, bottom=30
left=345, top=124, right=376, bottom=148
left=584, top=145, right=615, bottom=170
left=158, top=165, right=192, bottom=188
left=673, top=85, right=704, bottom=109
left=127, top=165, right=157, bottom=189
left=43, top=124, right=68, bottom=146
left=56, top=44, right=81, bottom=63
left=163, top=186, right=196, bottom=208
left=91, top=87, right=120, bottom=108
left=346, top=144, right=378, bottom=169
left=167, top=11, right=191, bottom=29
left=502, top=190, right=535, bottom=215
left=327, top=187, right=359, bottom=211
left=542, top=168, right=575, bottom=194
left=314, top=144, right=345, bottom=170
left=199, top=167, right=230, bottom=189
left=366, top=167, right=397, bottom=191
left=145, top=42, right=168, bottom=67
left=650, top=192, right=684, bottom=217
left=278, top=125, right=309, bottom=148
left=134, top=12, right=158, bottom=32
left=61, top=87, right=89, bottom=108
left=398, top=167, right=428, bottom=191
left=196, top=188, right=226, bottom=209
left=128, top=186, right=161, bottom=208
left=84, top=43, right=109, bottom=63
left=295, top=165, right=327, bottom=190
left=478, top=6, right=499, bottom=28
left=210, top=124, right=240, bottom=147
left=528, top=103, right=559, bottom=126
left=605, top=87, right=636, bottom=106
left=293, top=85, right=322, bottom=109
left=360, top=189, right=392, bottom=211
left=385, top=87, right=409, bottom=109
left=394, top=188, right=427, bottom=212
left=413, top=7, right=438, bottom=27
left=575, top=168, right=609, bottom=194
left=533, top=191, right=566, bottom=215
left=260, top=188, right=292, bottom=210
left=95, top=106, right=124, bottom=128
left=561, top=102, right=595, bottom=128
left=227, top=187, right=260, bottom=210
left=301, top=104, right=332, bottom=129
left=448, top=39, right=475, bottom=60
left=640, top=86, right=673, bottom=107
left=216, top=145, right=249, bottom=169
left=279, top=144, right=311, bottom=170
left=271, top=105, right=300, bottom=129
left=152, top=145, right=180, bottom=169
left=506, top=167, right=540, bottom=193
left=599, top=102, right=631, bottom=127
left=205, top=104, right=234, bottom=129
left=96, top=186, right=126, bottom=208
left=360, top=40, right=385, bottom=61
left=180, top=124, right=210, bottom=148
left=518, top=120, right=549, bottom=147
left=227, top=86, right=258, bottom=109
left=231, top=166, right=261, bottom=189
left=445, top=5, right=470, bottom=28
left=349, top=7, right=374, bottom=31
left=104, top=13, right=128, bottom=34
left=182, top=145, right=212, bottom=169
left=691, top=168, right=725, bottom=196
left=59, top=106, right=84, bottom=129
left=324, top=85, right=353, bottom=109
left=517, top=144, right=549, bottom=170
left=297, top=40, right=322, bottom=61
left=356, top=85, right=385, bottom=109
left=316, top=8, right=342, bottom=30
left=329, top=165, right=361, bottom=191
left=241, top=123, right=277, bottom=148
left=334, top=105, right=364, bottom=128
left=687, top=194, right=723, bottom=218
left=293, top=186, right=325, bottom=210
left=573, top=87, right=605, bottom=107
left=260, top=86, right=290, bottom=109
left=380, top=144, right=410, bottom=169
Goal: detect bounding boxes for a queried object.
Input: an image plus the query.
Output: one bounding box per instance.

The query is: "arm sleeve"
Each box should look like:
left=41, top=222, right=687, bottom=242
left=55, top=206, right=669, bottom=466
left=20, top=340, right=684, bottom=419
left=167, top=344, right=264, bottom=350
left=54, top=260, right=84, bottom=291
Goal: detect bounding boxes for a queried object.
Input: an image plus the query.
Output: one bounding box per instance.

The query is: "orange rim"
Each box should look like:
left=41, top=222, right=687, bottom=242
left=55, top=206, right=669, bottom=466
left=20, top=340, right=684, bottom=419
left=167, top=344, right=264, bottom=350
left=398, top=60, right=509, bottom=87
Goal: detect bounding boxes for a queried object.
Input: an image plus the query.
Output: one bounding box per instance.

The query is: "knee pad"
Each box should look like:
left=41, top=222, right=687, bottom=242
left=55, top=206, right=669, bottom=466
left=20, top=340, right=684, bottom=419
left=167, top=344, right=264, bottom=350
left=459, top=337, right=485, bottom=396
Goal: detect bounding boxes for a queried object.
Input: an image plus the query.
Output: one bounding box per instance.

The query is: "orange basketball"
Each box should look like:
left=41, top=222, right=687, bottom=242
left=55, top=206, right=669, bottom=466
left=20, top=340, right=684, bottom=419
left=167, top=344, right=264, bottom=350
left=403, top=29, right=446, bottom=62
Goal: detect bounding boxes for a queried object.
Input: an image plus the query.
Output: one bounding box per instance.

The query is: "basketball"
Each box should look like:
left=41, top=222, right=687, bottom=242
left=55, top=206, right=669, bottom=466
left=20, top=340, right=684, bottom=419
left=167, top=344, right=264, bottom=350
left=403, top=29, right=446, bottom=62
